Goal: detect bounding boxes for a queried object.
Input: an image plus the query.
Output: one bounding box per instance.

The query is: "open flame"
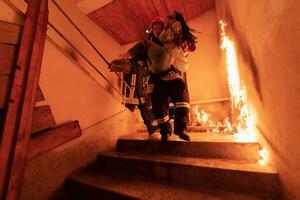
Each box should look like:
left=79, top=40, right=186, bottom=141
left=192, top=106, right=233, bottom=133
left=219, top=20, right=269, bottom=165
left=193, top=106, right=209, bottom=125
left=258, top=149, right=270, bottom=166
left=219, top=20, right=255, bottom=142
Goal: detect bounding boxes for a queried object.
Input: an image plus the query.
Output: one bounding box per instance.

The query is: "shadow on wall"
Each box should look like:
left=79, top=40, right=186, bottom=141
left=65, top=46, right=79, bottom=62
left=218, top=4, right=264, bottom=101
left=63, top=45, right=117, bottom=100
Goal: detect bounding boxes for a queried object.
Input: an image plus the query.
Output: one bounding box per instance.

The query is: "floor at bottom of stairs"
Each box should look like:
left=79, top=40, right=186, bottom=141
left=66, top=166, right=265, bottom=200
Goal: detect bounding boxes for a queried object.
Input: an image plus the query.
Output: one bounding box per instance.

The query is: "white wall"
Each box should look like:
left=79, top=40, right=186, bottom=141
left=187, top=9, right=229, bottom=102
left=216, top=0, right=300, bottom=199
left=40, top=39, right=125, bottom=129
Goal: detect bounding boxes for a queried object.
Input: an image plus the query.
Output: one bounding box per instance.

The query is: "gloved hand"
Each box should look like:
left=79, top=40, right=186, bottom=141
left=109, top=58, right=131, bottom=73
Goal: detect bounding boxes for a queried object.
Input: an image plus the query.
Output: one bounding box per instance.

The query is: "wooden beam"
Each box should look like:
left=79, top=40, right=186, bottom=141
left=0, top=96, right=8, bottom=109
left=0, top=21, right=22, bottom=44
left=31, top=105, right=56, bottom=134
left=0, top=0, right=48, bottom=199
left=0, top=43, right=17, bottom=75
left=0, top=43, right=18, bottom=109
left=0, top=76, right=11, bottom=94
left=0, top=109, right=5, bottom=138
left=0, top=75, right=11, bottom=109
left=28, top=120, right=82, bottom=159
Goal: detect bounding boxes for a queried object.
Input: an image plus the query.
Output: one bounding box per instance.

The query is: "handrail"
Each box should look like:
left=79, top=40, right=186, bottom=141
left=50, top=0, right=131, bottom=92
left=46, top=34, right=111, bottom=89
left=48, top=22, right=127, bottom=99
left=190, top=97, right=230, bottom=105
left=52, top=0, right=109, bottom=63
left=4, top=0, right=131, bottom=103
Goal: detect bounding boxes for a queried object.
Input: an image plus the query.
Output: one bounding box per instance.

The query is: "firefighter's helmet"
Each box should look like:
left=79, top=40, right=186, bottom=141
left=150, top=16, right=165, bottom=28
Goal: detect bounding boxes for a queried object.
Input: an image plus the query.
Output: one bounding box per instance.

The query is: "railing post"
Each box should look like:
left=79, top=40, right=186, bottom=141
left=0, top=0, right=48, bottom=199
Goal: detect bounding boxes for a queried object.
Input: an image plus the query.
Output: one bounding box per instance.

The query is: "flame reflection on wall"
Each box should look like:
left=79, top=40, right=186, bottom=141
left=219, top=20, right=269, bottom=166
left=219, top=20, right=255, bottom=142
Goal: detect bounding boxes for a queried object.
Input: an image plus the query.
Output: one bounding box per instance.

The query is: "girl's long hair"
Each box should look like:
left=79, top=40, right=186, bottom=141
left=174, top=11, right=197, bottom=48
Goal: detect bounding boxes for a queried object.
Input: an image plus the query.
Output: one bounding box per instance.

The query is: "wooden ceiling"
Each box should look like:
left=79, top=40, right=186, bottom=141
left=87, top=0, right=215, bottom=44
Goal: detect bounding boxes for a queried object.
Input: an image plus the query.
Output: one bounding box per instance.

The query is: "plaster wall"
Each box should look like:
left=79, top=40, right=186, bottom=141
left=216, top=0, right=300, bottom=199
left=187, top=9, right=229, bottom=102
left=39, top=39, right=126, bottom=129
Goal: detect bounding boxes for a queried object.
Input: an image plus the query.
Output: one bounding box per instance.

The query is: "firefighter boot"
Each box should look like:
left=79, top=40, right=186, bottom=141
left=174, top=130, right=190, bottom=141
left=159, top=122, right=172, bottom=143
left=146, top=124, right=159, bottom=136
left=161, top=132, right=172, bottom=143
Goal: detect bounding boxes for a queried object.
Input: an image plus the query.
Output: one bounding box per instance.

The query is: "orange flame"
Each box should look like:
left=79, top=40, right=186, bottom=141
left=192, top=106, right=233, bottom=133
left=219, top=20, right=269, bottom=165
left=219, top=20, right=255, bottom=142
left=193, top=106, right=209, bottom=125
left=258, top=149, right=270, bottom=166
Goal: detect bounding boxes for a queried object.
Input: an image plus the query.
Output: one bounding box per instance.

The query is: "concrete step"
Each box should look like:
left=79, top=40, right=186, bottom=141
left=66, top=165, right=263, bottom=200
left=97, top=151, right=279, bottom=199
left=118, top=133, right=260, bottom=162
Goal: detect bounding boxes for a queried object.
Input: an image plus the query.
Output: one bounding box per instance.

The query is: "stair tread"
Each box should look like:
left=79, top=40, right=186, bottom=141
left=69, top=167, right=263, bottom=200
left=117, top=134, right=261, bottom=162
left=120, top=132, right=259, bottom=144
left=99, top=151, right=276, bottom=174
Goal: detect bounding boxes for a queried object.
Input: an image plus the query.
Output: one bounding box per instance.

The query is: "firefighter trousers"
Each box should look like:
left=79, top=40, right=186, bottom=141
left=126, top=100, right=155, bottom=128
left=150, top=70, right=190, bottom=136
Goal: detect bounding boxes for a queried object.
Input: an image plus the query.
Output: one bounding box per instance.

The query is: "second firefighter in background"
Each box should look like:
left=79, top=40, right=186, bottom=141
left=109, top=17, right=165, bottom=135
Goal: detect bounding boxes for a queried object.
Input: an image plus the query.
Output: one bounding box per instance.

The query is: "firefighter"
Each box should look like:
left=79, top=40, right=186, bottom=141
left=109, top=17, right=165, bottom=135
left=147, top=11, right=197, bottom=142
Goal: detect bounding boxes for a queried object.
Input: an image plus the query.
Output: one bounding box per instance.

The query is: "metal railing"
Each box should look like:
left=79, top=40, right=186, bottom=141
left=5, top=0, right=133, bottom=104
left=47, top=22, right=129, bottom=100
left=50, top=0, right=130, bottom=103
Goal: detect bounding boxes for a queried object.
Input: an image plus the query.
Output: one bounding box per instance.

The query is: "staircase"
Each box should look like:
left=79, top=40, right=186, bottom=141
left=7, top=84, right=83, bottom=160
left=0, top=19, right=82, bottom=161
left=29, top=99, right=82, bottom=159
left=65, top=132, right=280, bottom=200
